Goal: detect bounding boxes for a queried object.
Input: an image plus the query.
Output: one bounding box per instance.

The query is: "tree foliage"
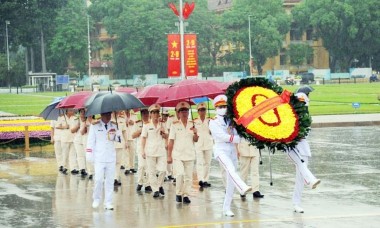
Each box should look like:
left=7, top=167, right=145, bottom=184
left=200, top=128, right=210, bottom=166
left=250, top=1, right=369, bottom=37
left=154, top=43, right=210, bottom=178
left=287, top=43, right=313, bottom=73
left=292, top=0, right=380, bottom=72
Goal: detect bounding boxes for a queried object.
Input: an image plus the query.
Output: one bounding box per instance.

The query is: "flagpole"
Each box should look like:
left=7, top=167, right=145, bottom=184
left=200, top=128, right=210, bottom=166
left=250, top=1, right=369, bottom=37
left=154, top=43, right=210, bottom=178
left=179, top=0, right=186, bottom=80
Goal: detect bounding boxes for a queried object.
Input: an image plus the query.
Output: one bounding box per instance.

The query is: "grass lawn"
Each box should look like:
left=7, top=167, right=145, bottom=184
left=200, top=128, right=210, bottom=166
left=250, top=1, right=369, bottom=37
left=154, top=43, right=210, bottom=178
left=0, top=83, right=379, bottom=116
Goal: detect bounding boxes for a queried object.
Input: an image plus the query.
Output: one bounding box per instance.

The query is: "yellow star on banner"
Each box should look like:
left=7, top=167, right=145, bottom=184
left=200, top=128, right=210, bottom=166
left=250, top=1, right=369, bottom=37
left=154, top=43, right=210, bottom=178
left=172, top=41, right=178, bottom=48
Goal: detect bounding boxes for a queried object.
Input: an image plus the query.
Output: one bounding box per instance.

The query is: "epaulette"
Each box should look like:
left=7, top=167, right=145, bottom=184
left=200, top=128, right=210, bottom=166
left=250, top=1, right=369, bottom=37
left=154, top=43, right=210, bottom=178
left=172, top=120, right=179, bottom=124
left=193, top=117, right=199, bottom=120
left=169, top=114, right=174, bottom=117
left=92, top=120, right=100, bottom=125
left=135, top=120, right=142, bottom=123
left=111, top=120, right=117, bottom=125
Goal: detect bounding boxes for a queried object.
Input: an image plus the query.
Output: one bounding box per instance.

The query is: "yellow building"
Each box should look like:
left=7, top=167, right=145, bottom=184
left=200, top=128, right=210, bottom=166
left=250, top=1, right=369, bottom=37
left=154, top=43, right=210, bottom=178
left=208, top=0, right=330, bottom=75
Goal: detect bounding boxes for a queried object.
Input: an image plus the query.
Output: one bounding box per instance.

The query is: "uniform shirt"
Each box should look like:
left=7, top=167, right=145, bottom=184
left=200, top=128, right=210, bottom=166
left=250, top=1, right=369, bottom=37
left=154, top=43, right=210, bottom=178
left=132, top=120, right=148, bottom=153
left=209, top=115, right=241, bottom=158
left=141, top=121, right=167, bottom=157
left=168, top=120, right=196, bottom=161
left=238, top=138, right=260, bottom=157
left=60, top=115, right=77, bottom=143
left=193, top=117, right=213, bottom=150
left=86, top=120, right=121, bottom=163
left=50, top=116, right=65, bottom=141
left=73, top=118, right=84, bottom=144
left=112, top=116, right=127, bottom=149
left=125, top=113, right=138, bottom=141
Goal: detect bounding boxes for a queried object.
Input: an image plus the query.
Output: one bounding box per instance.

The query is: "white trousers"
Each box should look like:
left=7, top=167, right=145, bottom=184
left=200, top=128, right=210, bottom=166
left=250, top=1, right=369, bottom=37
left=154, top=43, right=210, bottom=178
left=287, top=150, right=316, bottom=205
left=239, top=155, right=260, bottom=192
left=137, top=153, right=148, bottom=186
left=115, top=148, right=123, bottom=180
left=74, top=142, right=86, bottom=170
left=196, top=149, right=213, bottom=182
left=173, top=159, right=194, bottom=197
left=93, top=161, right=115, bottom=206
left=217, top=152, right=250, bottom=211
left=124, top=140, right=136, bottom=169
left=61, top=142, right=76, bottom=170
left=54, top=140, right=63, bottom=168
left=146, top=156, right=166, bottom=192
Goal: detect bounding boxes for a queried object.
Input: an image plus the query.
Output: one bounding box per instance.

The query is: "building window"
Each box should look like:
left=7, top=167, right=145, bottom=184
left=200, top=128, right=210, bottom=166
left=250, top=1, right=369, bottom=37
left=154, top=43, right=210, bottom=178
left=290, top=22, right=302, bottom=41
left=280, top=48, right=287, bottom=65
left=306, top=26, right=313, bottom=41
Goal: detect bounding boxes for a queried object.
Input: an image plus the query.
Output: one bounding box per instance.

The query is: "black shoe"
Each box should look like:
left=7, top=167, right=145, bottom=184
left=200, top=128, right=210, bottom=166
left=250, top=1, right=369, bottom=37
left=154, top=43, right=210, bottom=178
left=80, top=169, right=87, bottom=176
left=114, top=179, right=121, bottom=186
left=71, top=169, right=79, bottom=175
left=120, top=165, right=125, bottom=169
left=253, top=191, right=264, bottom=198
left=240, top=194, right=246, bottom=199
left=199, top=181, right=204, bottom=187
left=203, top=182, right=211, bottom=187
left=168, top=175, right=174, bottom=180
left=183, top=197, right=191, bottom=204
left=124, top=170, right=130, bottom=175
left=59, top=166, right=63, bottom=172
left=159, top=187, right=165, bottom=195
left=173, top=178, right=176, bottom=183
left=176, top=195, right=182, bottom=202
left=136, top=184, right=143, bottom=191
left=62, top=168, right=68, bottom=175
left=145, top=186, right=152, bottom=192
left=153, top=191, right=160, bottom=198
left=164, top=177, right=169, bottom=182
left=88, top=175, right=93, bottom=180
left=130, top=169, right=137, bottom=173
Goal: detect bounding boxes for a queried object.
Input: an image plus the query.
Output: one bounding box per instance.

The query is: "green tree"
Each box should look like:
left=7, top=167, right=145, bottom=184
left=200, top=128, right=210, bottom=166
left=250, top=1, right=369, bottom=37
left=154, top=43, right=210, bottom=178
left=222, top=0, right=291, bottom=75
left=49, top=0, right=89, bottom=75
left=292, top=0, right=380, bottom=72
left=287, top=43, right=313, bottom=74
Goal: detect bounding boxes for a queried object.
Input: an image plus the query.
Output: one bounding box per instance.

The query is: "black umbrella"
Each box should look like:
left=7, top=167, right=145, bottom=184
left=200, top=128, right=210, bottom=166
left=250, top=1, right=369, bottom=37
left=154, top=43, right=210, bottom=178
left=39, top=97, right=65, bottom=120
left=86, top=92, right=145, bottom=117
left=295, top=85, right=314, bottom=94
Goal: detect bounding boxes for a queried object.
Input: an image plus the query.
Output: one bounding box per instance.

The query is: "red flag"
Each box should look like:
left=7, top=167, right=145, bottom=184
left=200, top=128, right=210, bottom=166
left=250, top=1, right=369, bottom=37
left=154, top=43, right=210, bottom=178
left=183, top=2, right=195, bottom=20
left=168, top=3, right=179, bottom=16
left=167, top=34, right=181, bottom=77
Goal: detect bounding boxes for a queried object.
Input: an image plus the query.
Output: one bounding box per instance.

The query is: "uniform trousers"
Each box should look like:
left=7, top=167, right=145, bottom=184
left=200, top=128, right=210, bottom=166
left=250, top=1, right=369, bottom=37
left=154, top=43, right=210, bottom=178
left=196, top=149, right=213, bottom=182
left=74, top=142, right=86, bottom=170
left=146, top=156, right=166, bottom=192
left=124, top=140, right=136, bottom=169
left=137, top=153, right=148, bottom=186
left=54, top=140, right=63, bottom=168
left=166, top=164, right=173, bottom=176
left=216, top=150, right=250, bottom=211
left=61, top=142, right=75, bottom=170
left=82, top=137, right=93, bottom=175
left=115, top=148, right=124, bottom=180
left=239, top=155, right=260, bottom=192
left=287, top=150, right=316, bottom=205
left=173, top=159, right=194, bottom=197
left=93, top=161, right=115, bottom=206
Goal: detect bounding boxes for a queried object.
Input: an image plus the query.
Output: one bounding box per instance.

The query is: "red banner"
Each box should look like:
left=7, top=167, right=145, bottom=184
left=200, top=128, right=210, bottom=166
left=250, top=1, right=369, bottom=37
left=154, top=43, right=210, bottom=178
left=167, top=33, right=198, bottom=78
left=184, top=34, right=198, bottom=77
left=167, top=34, right=181, bottom=77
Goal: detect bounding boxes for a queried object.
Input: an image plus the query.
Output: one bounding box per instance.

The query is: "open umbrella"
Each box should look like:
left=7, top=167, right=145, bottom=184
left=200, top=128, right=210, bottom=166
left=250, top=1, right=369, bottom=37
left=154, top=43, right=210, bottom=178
left=56, top=91, right=93, bottom=109
left=86, top=92, right=145, bottom=117
left=39, top=97, right=65, bottom=120
left=156, top=79, right=224, bottom=107
left=295, top=85, right=314, bottom=94
left=135, top=84, right=170, bottom=106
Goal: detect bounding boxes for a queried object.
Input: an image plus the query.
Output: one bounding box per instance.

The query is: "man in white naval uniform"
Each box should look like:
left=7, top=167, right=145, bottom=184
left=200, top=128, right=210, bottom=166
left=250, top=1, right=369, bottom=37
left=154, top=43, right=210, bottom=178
left=86, top=112, right=121, bottom=210
left=286, top=91, right=320, bottom=213
left=209, top=95, right=252, bottom=217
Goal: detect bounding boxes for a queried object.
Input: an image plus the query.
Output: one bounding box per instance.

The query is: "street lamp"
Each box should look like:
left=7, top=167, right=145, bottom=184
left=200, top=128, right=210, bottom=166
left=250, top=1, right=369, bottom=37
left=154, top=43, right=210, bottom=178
left=5, top=20, right=10, bottom=71
left=179, top=0, right=185, bottom=80
left=248, top=15, right=253, bottom=76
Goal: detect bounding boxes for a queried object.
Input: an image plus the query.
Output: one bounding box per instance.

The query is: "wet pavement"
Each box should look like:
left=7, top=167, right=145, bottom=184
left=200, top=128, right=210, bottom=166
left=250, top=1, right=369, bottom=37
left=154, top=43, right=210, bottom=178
left=1, top=125, right=380, bottom=227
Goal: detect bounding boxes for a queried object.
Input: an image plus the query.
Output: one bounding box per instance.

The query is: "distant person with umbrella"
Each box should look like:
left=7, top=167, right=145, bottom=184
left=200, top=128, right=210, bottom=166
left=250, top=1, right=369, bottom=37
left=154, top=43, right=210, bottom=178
left=208, top=95, right=252, bottom=217
left=123, top=109, right=138, bottom=175
left=86, top=111, right=122, bottom=210
left=287, top=86, right=321, bottom=213
left=168, top=101, right=198, bottom=204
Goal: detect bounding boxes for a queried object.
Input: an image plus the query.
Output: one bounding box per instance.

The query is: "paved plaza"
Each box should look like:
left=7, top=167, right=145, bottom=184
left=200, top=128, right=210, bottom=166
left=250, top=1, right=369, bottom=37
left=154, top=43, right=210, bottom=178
left=0, top=116, right=380, bottom=227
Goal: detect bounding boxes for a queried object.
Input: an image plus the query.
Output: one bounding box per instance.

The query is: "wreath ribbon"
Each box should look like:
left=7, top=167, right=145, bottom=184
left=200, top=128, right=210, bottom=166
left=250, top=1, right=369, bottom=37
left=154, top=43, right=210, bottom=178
left=236, top=90, right=292, bottom=127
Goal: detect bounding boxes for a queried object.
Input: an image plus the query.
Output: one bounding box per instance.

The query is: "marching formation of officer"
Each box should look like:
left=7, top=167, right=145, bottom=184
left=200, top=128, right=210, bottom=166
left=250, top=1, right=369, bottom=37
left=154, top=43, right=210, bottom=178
left=52, top=88, right=321, bottom=216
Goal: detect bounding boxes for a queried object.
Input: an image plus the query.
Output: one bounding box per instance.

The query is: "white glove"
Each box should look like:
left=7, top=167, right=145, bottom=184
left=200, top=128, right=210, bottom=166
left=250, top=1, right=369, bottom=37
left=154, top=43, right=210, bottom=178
left=86, top=151, right=94, bottom=163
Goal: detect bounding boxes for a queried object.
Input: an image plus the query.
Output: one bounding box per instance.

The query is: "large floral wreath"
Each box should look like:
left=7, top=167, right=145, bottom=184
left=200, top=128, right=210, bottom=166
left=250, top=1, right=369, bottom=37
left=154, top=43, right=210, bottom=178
left=225, top=77, right=311, bottom=151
